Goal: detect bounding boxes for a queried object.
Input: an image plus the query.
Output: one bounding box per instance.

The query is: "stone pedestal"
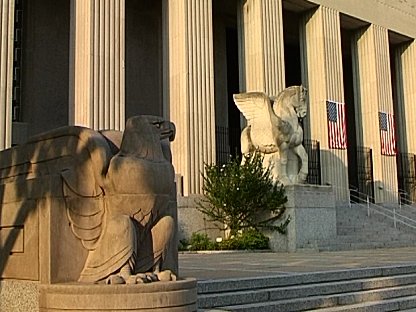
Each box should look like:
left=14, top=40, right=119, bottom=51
left=39, top=279, right=197, bottom=312
left=1, top=279, right=197, bottom=312
left=267, top=184, right=336, bottom=252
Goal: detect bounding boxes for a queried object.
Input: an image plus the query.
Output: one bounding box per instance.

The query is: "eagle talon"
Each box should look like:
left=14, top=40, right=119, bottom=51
left=156, top=270, right=177, bottom=282
left=105, top=274, right=126, bottom=284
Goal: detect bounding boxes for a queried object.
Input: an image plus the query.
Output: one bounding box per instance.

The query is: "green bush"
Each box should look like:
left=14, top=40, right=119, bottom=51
left=217, top=229, right=270, bottom=250
left=181, top=233, right=216, bottom=251
left=237, top=228, right=269, bottom=250
left=179, top=229, right=271, bottom=251
left=198, top=152, right=289, bottom=237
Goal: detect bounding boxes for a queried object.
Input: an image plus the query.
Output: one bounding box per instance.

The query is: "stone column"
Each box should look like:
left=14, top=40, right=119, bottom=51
left=166, top=0, right=215, bottom=195
left=395, top=41, right=416, bottom=155
left=0, top=0, right=14, bottom=149
left=238, top=0, right=285, bottom=95
left=301, top=6, right=348, bottom=201
left=69, top=0, right=125, bottom=130
left=352, top=25, right=398, bottom=203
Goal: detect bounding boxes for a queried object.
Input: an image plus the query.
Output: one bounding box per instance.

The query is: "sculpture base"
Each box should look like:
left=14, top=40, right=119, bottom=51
left=266, top=184, right=336, bottom=252
left=1, top=279, right=197, bottom=312
left=39, top=279, right=197, bottom=311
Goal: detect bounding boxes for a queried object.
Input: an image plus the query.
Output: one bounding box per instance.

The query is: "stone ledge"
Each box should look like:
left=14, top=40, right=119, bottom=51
left=39, top=278, right=197, bottom=311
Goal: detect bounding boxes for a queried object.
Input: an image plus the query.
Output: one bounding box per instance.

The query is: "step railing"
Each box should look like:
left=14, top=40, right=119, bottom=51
left=397, top=189, right=416, bottom=209
left=347, top=188, right=416, bottom=231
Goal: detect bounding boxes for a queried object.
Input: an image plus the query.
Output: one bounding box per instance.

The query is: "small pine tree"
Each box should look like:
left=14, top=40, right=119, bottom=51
left=198, top=152, right=289, bottom=237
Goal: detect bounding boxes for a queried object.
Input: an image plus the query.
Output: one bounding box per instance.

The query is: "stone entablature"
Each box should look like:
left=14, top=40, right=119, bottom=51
left=309, top=0, right=416, bottom=37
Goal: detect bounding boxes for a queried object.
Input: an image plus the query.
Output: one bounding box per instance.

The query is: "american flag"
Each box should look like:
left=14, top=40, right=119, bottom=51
left=326, top=101, right=347, bottom=149
left=378, top=112, right=396, bottom=156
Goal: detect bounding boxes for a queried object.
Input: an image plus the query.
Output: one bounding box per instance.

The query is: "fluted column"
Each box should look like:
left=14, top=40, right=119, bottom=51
left=301, top=6, right=348, bottom=200
left=395, top=41, right=416, bottom=155
left=0, top=0, right=14, bottom=149
left=238, top=0, right=285, bottom=95
left=69, top=0, right=125, bottom=130
left=166, top=0, right=215, bottom=195
left=353, top=25, right=398, bottom=203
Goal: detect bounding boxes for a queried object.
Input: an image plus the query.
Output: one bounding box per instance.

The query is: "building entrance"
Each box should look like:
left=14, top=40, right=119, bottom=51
left=213, top=0, right=240, bottom=165
left=125, top=0, right=163, bottom=118
left=283, top=7, right=321, bottom=185
left=341, top=26, right=375, bottom=202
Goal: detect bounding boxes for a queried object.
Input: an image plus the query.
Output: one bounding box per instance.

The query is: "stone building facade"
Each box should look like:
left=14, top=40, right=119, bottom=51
left=1, top=0, right=416, bottom=204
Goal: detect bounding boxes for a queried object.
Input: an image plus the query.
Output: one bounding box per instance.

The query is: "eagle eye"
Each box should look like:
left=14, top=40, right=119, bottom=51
left=153, top=121, right=163, bottom=128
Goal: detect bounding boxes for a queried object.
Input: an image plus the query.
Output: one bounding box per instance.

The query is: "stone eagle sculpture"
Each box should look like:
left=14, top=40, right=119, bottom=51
left=63, top=115, right=177, bottom=284
left=233, top=86, right=308, bottom=185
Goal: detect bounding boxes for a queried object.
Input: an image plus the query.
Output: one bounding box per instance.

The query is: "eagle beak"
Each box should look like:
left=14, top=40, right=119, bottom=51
left=161, top=121, right=176, bottom=142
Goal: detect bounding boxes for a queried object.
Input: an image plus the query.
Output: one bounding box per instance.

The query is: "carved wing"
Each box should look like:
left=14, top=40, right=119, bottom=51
left=233, top=92, right=274, bottom=126
left=233, top=92, right=278, bottom=147
left=54, top=128, right=116, bottom=251
left=62, top=170, right=106, bottom=250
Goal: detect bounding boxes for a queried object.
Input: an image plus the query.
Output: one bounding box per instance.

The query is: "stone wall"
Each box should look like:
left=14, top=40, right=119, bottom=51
left=177, top=195, right=223, bottom=242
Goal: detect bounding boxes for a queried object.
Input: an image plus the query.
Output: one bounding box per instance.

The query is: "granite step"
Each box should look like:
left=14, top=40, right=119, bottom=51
left=304, top=231, right=416, bottom=251
left=321, top=233, right=416, bottom=243
left=311, top=240, right=416, bottom=252
left=210, top=291, right=416, bottom=311
left=198, top=266, right=416, bottom=295
left=199, top=275, right=416, bottom=309
left=333, top=231, right=415, bottom=240
left=307, top=294, right=416, bottom=311
left=197, top=265, right=416, bottom=311
left=324, top=203, right=416, bottom=251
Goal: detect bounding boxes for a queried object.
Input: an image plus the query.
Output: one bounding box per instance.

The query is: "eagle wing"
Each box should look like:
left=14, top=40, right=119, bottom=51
left=62, top=170, right=106, bottom=251
left=58, top=128, right=115, bottom=251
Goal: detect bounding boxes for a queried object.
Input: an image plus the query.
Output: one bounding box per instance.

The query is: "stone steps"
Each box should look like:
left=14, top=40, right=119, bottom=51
left=322, top=233, right=416, bottom=243
left=308, top=204, right=416, bottom=251
left=396, top=206, right=416, bottom=220
left=197, top=265, right=416, bottom=311
left=315, top=240, right=416, bottom=252
left=308, top=295, right=416, bottom=311
left=335, top=232, right=413, bottom=241
left=314, top=235, right=416, bottom=251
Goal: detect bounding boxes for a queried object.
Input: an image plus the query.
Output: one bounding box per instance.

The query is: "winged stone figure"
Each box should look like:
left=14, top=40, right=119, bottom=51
left=233, top=86, right=308, bottom=185
left=63, top=115, right=177, bottom=284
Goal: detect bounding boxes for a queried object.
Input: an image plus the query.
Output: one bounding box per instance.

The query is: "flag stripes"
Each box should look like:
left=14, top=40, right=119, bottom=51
left=326, top=100, right=347, bottom=149
left=379, top=111, right=396, bottom=156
